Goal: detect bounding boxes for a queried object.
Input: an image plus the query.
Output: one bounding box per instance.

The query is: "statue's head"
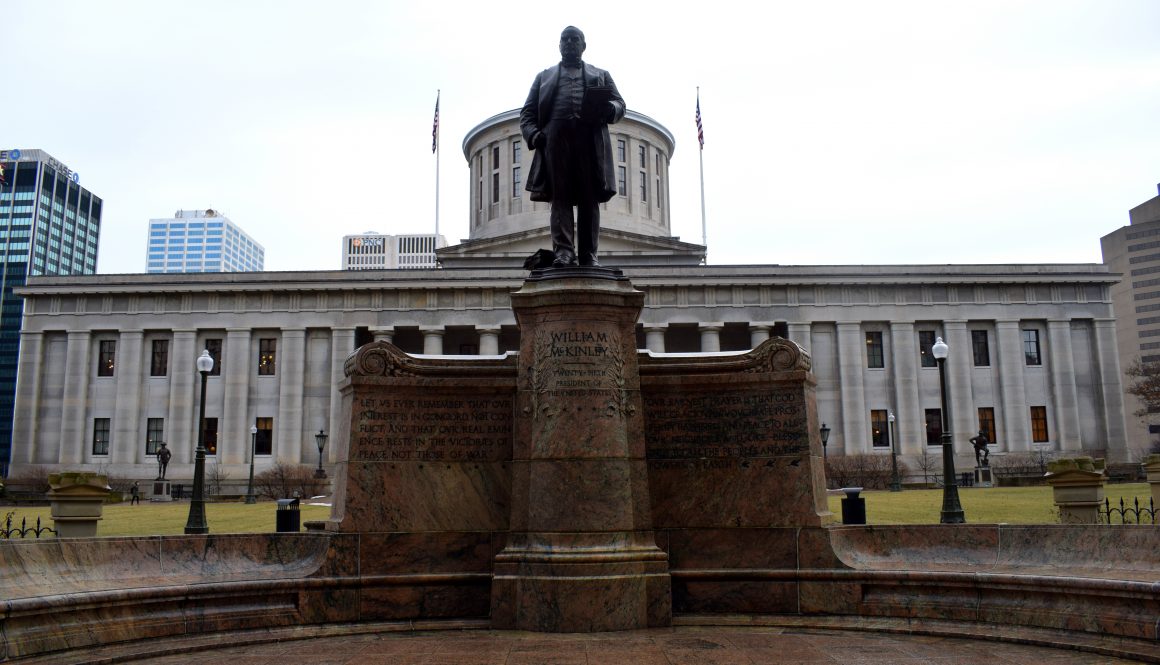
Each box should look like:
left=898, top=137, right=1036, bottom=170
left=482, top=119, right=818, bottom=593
left=559, top=26, right=586, bottom=63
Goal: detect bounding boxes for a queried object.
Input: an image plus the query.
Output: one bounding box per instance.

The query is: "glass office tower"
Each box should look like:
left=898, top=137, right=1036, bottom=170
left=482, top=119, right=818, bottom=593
left=146, top=209, right=264, bottom=273
left=0, top=149, right=102, bottom=473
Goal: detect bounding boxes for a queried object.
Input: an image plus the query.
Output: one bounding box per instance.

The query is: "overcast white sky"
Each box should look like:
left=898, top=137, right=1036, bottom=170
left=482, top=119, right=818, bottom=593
left=5, top=1, right=1160, bottom=273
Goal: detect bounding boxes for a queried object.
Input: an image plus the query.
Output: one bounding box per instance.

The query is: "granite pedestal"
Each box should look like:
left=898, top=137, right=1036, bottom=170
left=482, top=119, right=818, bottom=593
left=490, top=271, right=670, bottom=632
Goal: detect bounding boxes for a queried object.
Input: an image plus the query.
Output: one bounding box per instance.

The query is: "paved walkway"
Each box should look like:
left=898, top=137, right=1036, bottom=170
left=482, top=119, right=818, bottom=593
left=115, top=626, right=1149, bottom=664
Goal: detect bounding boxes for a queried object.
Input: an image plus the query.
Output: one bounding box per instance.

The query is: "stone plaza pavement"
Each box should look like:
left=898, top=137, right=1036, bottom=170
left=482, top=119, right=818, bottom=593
left=31, top=624, right=1153, bottom=664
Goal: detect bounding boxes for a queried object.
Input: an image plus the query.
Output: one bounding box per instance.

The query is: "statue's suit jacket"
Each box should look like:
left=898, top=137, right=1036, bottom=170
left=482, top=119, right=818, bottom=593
left=519, top=62, right=626, bottom=204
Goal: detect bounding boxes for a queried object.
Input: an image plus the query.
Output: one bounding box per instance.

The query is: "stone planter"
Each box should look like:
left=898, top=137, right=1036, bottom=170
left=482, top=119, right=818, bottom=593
left=47, top=472, right=112, bottom=537
left=1045, top=457, right=1106, bottom=525
left=1143, top=454, right=1160, bottom=507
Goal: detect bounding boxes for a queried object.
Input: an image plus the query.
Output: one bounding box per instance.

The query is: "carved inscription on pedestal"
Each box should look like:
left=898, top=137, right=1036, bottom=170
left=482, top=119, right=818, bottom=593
left=644, top=389, right=807, bottom=463
left=529, top=329, right=629, bottom=418
left=353, top=395, right=513, bottom=462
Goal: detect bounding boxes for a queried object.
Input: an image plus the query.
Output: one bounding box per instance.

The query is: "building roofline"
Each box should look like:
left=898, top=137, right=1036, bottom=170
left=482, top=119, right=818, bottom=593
left=15, top=263, right=1118, bottom=297
left=461, top=109, right=676, bottom=160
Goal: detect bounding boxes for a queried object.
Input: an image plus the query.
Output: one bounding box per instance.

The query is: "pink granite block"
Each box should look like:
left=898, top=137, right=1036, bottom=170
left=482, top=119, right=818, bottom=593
left=663, top=528, right=799, bottom=570
left=356, top=531, right=503, bottom=575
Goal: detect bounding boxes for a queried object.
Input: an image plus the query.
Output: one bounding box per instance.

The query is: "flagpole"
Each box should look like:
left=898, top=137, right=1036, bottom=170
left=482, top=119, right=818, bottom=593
left=433, top=90, right=441, bottom=239
left=697, top=88, right=707, bottom=264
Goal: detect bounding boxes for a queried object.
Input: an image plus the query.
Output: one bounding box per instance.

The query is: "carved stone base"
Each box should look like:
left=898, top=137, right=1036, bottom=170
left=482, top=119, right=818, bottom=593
left=492, top=275, right=670, bottom=631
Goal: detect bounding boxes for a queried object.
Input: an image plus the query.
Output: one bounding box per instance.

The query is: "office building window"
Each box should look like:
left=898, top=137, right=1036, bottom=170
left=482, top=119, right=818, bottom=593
left=978, top=407, right=997, bottom=444
left=146, top=418, right=164, bottom=456
left=918, top=330, right=937, bottom=368
left=258, top=338, right=277, bottom=375
left=512, top=140, right=521, bottom=164
left=617, top=139, right=626, bottom=163
left=491, top=145, right=499, bottom=169
left=150, top=339, right=168, bottom=376
left=92, top=418, right=110, bottom=456
left=1030, top=406, right=1049, bottom=442
left=1023, top=329, right=1042, bottom=366
left=639, top=172, right=647, bottom=202
left=97, top=340, right=116, bottom=376
left=972, top=330, right=990, bottom=366
left=925, top=409, right=943, bottom=445
left=204, top=417, right=218, bottom=455
left=865, top=331, right=884, bottom=369
left=617, top=166, right=626, bottom=196
left=512, top=166, right=521, bottom=198
left=205, top=339, right=222, bottom=376
left=255, top=417, right=273, bottom=455
left=638, top=144, right=645, bottom=168
left=870, top=410, right=889, bottom=447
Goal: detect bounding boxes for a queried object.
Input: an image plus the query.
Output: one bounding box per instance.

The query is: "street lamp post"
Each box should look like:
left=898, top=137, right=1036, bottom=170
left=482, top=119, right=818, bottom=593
left=245, top=425, right=257, bottom=504
left=819, top=423, right=831, bottom=459
left=888, top=411, right=901, bottom=492
left=314, top=430, right=328, bottom=479
left=931, top=336, right=966, bottom=523
left=184, top=349, right=214, bottom=534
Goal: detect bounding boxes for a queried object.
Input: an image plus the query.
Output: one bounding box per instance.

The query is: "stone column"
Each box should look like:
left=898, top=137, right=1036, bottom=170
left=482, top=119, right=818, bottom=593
left=112, top=330, right=144, bottom=465
left=373, top=328, right=394, bottom=344
left=1045, top=458, right=1106, bottom=524
left=644, top=326, right=666, bottom=353
left=749, top=324, right=772, bottom=349
left=221, top=329, right=252, bottom=465
left=1143, top=455, right=1160, bottom=505
left=329, top=328, right=356, bottom=463
left=944, top=321, right=975, bottom=457
left=277, top=328, right=306, bottom=464
left=1093, top=318, right=1130, bottom=463
left=48, top=473, right=110, bottom=538
left=699, top=323, right=722, bottom=352
left=59, top=331, right=92, bottom=465
left=1047, top=319, right=1082, bottom=452
left=11, top=331, right=44, bottom=465
left=492, top=275, right=670, bottom=632
left=787, top=322, right=812, bottom=357
left=422, top=328, right=445, bottom=355
left=995, top=320, right=1030, bottom=451
left=165, top=331, right=197, bottom=470
left=889, top=322, right=922, bottom=455
left=479, top=328, right=501, bottom=355
left=836, top=322, right=868, bottom=455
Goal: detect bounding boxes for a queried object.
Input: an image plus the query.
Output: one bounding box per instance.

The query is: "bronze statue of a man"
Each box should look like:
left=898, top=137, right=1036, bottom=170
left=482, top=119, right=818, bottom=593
left=157, top=442, right=172, bottom=480
left=520, top=26, right=625, bottom=268
left=970, top=430, right=990, bottom=467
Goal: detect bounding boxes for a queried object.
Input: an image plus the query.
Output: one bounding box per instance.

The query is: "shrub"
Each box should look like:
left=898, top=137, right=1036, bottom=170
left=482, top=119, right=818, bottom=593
left=253, top=464, right=327, bottom=500
left=825, top=454, right=894, bottom=490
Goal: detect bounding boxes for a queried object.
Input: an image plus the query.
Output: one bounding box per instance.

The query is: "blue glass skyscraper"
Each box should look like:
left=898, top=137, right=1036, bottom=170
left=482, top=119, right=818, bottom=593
left=146, top=210, right=264, bottom=273
left=0, top=149, right=102, bottom=472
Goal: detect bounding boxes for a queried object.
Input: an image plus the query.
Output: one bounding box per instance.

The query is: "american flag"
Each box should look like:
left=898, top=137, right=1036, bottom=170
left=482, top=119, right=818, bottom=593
left=432, top=92, right=440, bottom=154
left=695, top=94, right=704, bottom=149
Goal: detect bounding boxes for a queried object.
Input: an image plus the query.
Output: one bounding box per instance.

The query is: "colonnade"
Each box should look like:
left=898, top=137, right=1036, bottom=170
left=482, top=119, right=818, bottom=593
left=8, top=314, right=1131, bottom=476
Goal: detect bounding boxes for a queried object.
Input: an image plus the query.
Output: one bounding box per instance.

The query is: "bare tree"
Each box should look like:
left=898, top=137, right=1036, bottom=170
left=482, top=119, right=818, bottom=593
left=1124, top=357, right=1160, bottom=455
left=912, top=446, right=938, bottom=485
left=206, top=464, right=231, bottom=497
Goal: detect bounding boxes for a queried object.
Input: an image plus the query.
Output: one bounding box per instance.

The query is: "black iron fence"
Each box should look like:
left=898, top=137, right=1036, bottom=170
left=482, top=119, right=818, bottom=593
left=1099, top=497, right=1158, bottom=525
left=1, top=511, right=56, bottom=539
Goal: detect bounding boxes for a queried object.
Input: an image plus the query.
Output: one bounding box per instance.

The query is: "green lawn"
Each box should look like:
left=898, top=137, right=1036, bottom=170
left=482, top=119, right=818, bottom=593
left=1, top=483, right=1153, bottom=536
left=824, top=482, right=1153, bottom=525
left=1, top=500, right=334, bottom=537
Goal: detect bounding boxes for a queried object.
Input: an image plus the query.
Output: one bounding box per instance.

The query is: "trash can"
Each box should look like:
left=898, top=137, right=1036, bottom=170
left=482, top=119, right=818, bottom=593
left=275, top=498, right=300, bottom=532
left=840, top=487, right=866, bottom=525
